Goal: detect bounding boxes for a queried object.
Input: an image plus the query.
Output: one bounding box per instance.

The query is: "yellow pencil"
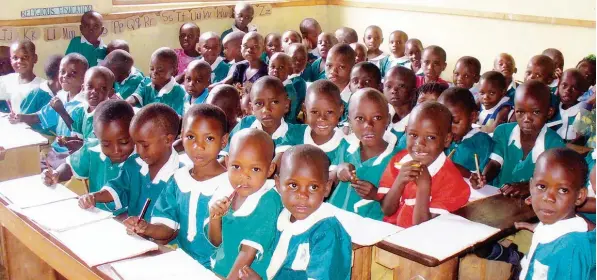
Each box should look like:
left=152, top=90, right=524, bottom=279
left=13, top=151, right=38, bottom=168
left=474, top=154, right=481, bottom=178
left=447, top=149, right=456, bottom=158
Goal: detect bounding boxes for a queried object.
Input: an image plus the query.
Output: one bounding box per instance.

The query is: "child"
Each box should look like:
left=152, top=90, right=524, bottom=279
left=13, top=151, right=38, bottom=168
left=207, top=129, right=282, bottom=278
left=268, top=53, right=300, bottom=123
left=175, top=23, right=201, bottom=77
left=65, top=11, right=106, bottom=67
left=240, top=145, right=352, bottom=279
left=452, top=56, right=481, bottom=97
left=198, top=32, right=230, bottom=83
left=221, top=3, right=256, bottom=40
left=262, top=33, right=282, bottom=64
left=477, top=71, right=513, bottom=133
left=106, top=39, right=130, bottom=54
left=299, top=18, right=322, bottom=60
left=384, top=66, right=417, bottom=139
left=542, top=48, right=565, bottom=87
left=470, top=80, right=565, bottom=194
left=330, top=88, right=400, bottom=220
left=223, top=31, right=246, bottom=64
left=286, top=44, right=308, bottom=114
left=128, top=47, right=185, bottom=115
left=577, top=55, right=596, bottom=106
left=403, top=39, right=423, bottom=75
left=349, top=61, right=382, bottom=94
left=493, top=53, right=520, bottom=100
left=103, top=50, right=144, bottom=100
left=524, top=55, right=556, bottom=91
left=78, top=103, right=182, bottom=216
left=281, top=30, right=301, bottom=51
left=302, top=32, right=338, bottom=82
left=0, top=40, right=45, bottom=113
left=325, top=44, right=356, bottom=104
left=439, top=88, right=492, bottom=178
left=416, top=82, right=449, bottom=104
left=335, top=27, right=358, bottom=44
left=124, top=104, right=229, bottom=267
left=517, top=148, right=594, bottom=280
left=350, top=42, right=368, bottom=64
left=417, top=45, right=448, bottom=88
left=379, top=30, right=409, bottom=77
left=548, top=69, right=590, bottom=143
left=379, top=102, right=470, bottom=227
left=183, top=60, right=211, bottom=114
left=223, top=32, right=268, bottom=88
left=363, top=25, right=387, bottom=67
left=206, top=84, right=242, bottom=132
left=0, top=46, right=12, bottom=76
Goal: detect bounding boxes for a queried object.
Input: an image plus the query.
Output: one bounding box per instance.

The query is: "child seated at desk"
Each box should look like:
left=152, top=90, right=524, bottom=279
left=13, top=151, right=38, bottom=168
left=547, top=69, right=590, bottom=144
left=268, top=53, right=300, bottom=123
left=182, top=60, right=211, bottom=114
left=379, top=30, right=409, bottom=77
left=174, top=22, right=201, bottom=82
left=303, top=32, right=338, bottom=82
left=516, top=148, right=595, bottom=280
left=325, top=44, right=356, bottom=105
left=239, top=145, right=352, bottom=280
left=363, top=25, right=387, bottom=68
left=403, top=38, right=423, bottom=75
left=335, top=27, right=358, bottom=44
left=384, top=66, right=416, bottom=140
left=221, top=32, right=268, bottom=89
left=281, top=30, right=302, bottom=51
left=103, top=50, right=144, bottom=100
left=416, top=45, right=449, bottom=88
left=222, top=3, right=257, bottom=43
left=477, top=71, right=513, bottom=133
left=378, top=102, right=470, bottom=228
left=66, top=11, right=106, bottom=67
left=350, top=43, right=367, bottom=64
left=78, top=103, right=182, bottom=216
left=207, top=129, right=282, bottom=279
left=124, top=104, right=229, bottom=267
left=222, top=31, right=245, bottom=65
left=198, top=32, right=230, bottom=83
left=494, top=53, right=520, bottom=100
left=299, top=18, right=322, bottom=61
left=451, top=56, right=481, bottom=98
left=262, top=33, right=282, bottom=65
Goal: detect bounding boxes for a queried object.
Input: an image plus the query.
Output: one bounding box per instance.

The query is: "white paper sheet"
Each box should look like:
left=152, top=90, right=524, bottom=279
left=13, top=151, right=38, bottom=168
left=52, top=219, right=159, bottom=267
left=110, top=249, right=219, bottom=280
left=464, top=178, right=500, bottom=202
left=21, top=199, right=113, bottom=232
left=0, top=118, right=47, bottom=149
left=0, top=175, right=78, bottom=208
left=384, top=213, right=500, bottom=261
left=333, top=205, right=403, bottom=246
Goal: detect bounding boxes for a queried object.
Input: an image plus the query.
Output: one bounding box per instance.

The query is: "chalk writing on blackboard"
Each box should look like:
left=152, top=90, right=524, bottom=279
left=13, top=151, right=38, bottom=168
left=21, top=5, right=93, bottom=18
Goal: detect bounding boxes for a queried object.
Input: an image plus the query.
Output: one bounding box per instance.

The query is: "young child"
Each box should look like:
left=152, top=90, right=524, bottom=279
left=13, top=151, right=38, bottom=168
left=281, top=30, right=301, bottom=51
left=223, top=31, right=246, bottom=64
left=335, top=27, right=358, bottom=44
left=477, top=71, right=513, bottom=133
left=106, top=39, right=130, bottom=54
left=221, top=3, right=256, bottom=40
left=439, top=87, right=492, bottom=178
left=78, top=103, right=182, bottom=216
left=494, top=53, right=520, bottom=100
left=452, top=56, right=481, bottom=98
left=103, top=50, right=144, bottom=100
left=379, top=102, right=470, bottom=227
left=124, top=104, right=229, bottom=267
left=384, top=66, right=417, bottom=139
left=363, top=25, right=387, bottom=67
left=302, top=32, right=338, bottom=82
left=325, top=44, right=356, bottom=105
left=471, top=80, right=565, bottom=194
left=548, top=69, right=590, bottom=143
left=175, top=23, right=201, bottom=78
left=416, top=82, right=449, bottom=104
left=262, top=33, right=282, bottom=65
left=524, top=55, right=556, bottom=92
left=417, top=45, right=448, bottom=88
left=182, top=60, right=211, bottom=114
left=0, top=46, right=12, bottom=76
left=350, top=43, right=368, bottom=64
left=198, top=32, right=230, bottom=83
left=542, top=48, right=565, bottom=87
left=330, top=88, right=400, bottom=220
left=207, top=129, right=282, bottom=278
left=403, top=38, right=423, bottom=74
left=206, top=84, right=242, bottom=132
left=517, top=148, right=594, bottom=280
left=0, top=40, right=45, bottom=114
left=379, top=30, right=409, bottom=77
left=128, top=47, right=185, bottom=115
left=577, top=55, right=596, bottom=105
left=299, top=18, right=322, bottom=60
left=349, top=61, right=382, bottom=94
left=239, top=145, right=352, bottom=279
left=66, top=11, right=106, bottom=67
left=286, top=43, right=308, bottom=114
left=268, top=53, right=300, bottom=123
left=223, top=32, right=268, bottom=88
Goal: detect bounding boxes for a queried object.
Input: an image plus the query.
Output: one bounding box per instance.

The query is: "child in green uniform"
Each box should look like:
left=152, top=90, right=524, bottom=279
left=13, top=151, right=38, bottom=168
left=363, top=25, right=387, bottom=67
left=262, top=33, right=282, bottom=65
left=330, top=89, right=400, bottom=220
left=207, top=129, right=283, bottom=278
left=65, top=11, right=106, bottom=67
left=198, top=32, right=230, bottom=83
left=349, top=62, right=382, bottom=94
left=547, top=69, right=590, bottom=144
left=286, top=43, right=308, bottom=107
left=302, top=32, right=338, bottom=82
left=268, top=53, right=300, bottom=123
left=350, top=42, right=368, bottom=64
left=128, top=47, right=186, bottom=115
left=124, top=104, right=229, bottom=267
left=281, top=30, right=302, bottom=51
left=477, top=71, right=513, bottom=133
left=471, top=80, right=566, bottom=195
left=524, top=55, right=558, bottom=110
left=103, top=50, right=144, bottom=100
left=1, top=40, right=45, bottom=114
left=299, top=18, right=322, bottom=62
left=403, top=39, right=423, bottom=74
left=335, top=26, right=358, bottom=44
left=78, top=104, right=182, bottom=216
left=452, top=56, right=481, bottom=99
left=325, top=44, right=356, bottom=108
left=542, top=48, right=565, bottom=88
left=439, top=87, right=492, bottom=178
left=493, top=53, right=520, bottom=100
left=379, top=30, right=409, bottom=77
left=383, top=66, right=416, bottom=140
left=182, top=60, right=211, bottom=114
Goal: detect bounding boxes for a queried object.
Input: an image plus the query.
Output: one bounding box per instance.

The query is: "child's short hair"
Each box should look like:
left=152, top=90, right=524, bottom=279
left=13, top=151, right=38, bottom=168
left=411, top=101, right=453, bottom=135
left=424, top=45, right=446, bottom=61
left=223, top=30, right=246, bottom=44
left=107, top=39, right=130, bottom=53
left=349, top=88, right=389, bottom=115
left=299, top=18, right=321, bottom=32
left=287, top=43, right=307, bottom=55
left=182, top=103, right=228, bottom=133
left=577, top=55, right=596, bottom=69
left=542, top=48, right=564, bottom=65
left=180, top=22, right=200, bottom=33
left=562, top=69, right=590, bottom=92
left=265, top=32, right=281, bottom=42
left=281, top=144, right=330, bottom=179
left=480, top=71, right=507, bottom=90
left=390, top=30, right=408, bottom=41
left=250, top=76, right=287, bottom=99
left=365, top=25, right=383, bottom=35
left=199, top=31, right=220, bottom=42
left=417, top=82, right=449, bottom=96
left=536, top=148, right=588, bottom=190
left=229, top=128, right=275, bottom=160
left=63, top=53, right=90, bottom=71
left=457, top=56, right=481, bottom=76
left=234, top=3, right=254, bottom=14
left=388, top=66, right=416, bottom=87
left=438, top=87, right=477, bottom=114
left=516, top=80, right=551, bottom=106
left=151, top=47, right=178, bottom=69
left=529, top=55, right=555, bottom=73
left=187, top=60, right=211, bottom=74
left=329, top=44, right=356, bottom=62
left=307, top=80, right=342, bottom=106
left=353, top=62, right=382, bottom=84
left=44, top=54, right=64, bottom=80
left=131, top=103, right=180, bottom=136
left=270, top=52, right=292, bottom=65
left=11, top=39, right=36, bottom=54
left=243, top=31, right=264, bottom=45
left=103, top=49, right=133, bottom=69
left=406, top=38, right=423, bottom=49
left=93, top=99, right=134, bottom=130
left=81, top=10, right=103, bottom=24
left=87, top=66, right=115, bottom=86
left=335, top=27, right=358, bottom=43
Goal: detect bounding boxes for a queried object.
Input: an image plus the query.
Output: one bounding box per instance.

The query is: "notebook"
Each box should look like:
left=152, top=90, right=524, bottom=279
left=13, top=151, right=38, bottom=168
left=333, top=206, right=403, bottom=246
left=0, top=175, right=78, bottom=208
left=0, top=118, right=47, bottom=149
left=21, top=198, right=113, bottom=232
left=465, top=178, right=501, bottom=202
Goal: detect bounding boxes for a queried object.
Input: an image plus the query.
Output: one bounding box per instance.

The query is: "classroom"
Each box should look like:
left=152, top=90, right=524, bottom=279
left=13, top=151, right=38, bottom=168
left=0, top=0, right=595, bottom=279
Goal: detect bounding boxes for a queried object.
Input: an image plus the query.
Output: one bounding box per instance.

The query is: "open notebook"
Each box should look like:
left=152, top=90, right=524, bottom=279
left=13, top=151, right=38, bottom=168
left=0, top=175, right=78, bottom=208
left=464, top=178, right=501, bottom=202
left=333, top=205, right=403, bottom=246
left=384, top=213, right=500, bottom=262
left=0, top=118, right=48, bottom=149
left=20, top=198, right=113, bottom=232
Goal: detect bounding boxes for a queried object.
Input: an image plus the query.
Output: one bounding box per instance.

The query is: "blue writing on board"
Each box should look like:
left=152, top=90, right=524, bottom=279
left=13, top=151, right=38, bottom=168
left=21, top=5, right=93, bottom=18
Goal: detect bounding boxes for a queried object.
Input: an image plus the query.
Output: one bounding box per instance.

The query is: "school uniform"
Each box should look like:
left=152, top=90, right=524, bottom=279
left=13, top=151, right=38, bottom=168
left=489, top=123, right=565, bottom=187
left=280, top=125, right=348, bottom=167
left=519, top=217, right=595, bottom=280
left=115, top=67, right=145, bottom=100
left=547, top=102, right=588, bottom=141
left=506, top=80, right=521, bottom=100
left=69, top=103, right=96, bottom=140
left=289, top=74, right=307, bottom=112
left=403, top=62, right=423, bottom=76
left=302, top=57, right=326, bottom=82
left=379, top=55, right=410, bottom=77
left=37, top=90, right=87, bottom=153
left=101, top=148, right=181, bottom=216
left=65, top=36, right=107, bottom=67
left=0, top=73, right=45, bottom=114
left=378, top=150, right=470, bottom=228
left=478, top=96, right=513, bottom=127
left=151, top=167, right=228, bottom=267
left=221, top=24, right=257, bottom=45
left=228, top=115, right=303, bottom=154
left=19, top=81, right=56, bottom=134
left=283, top=79, right=300, bottom=124
left=183, top=89, right=209, bottom=115
left=131, top=77, right=186, bottom=115
left=230, top=61, right=269, bottom=86
left=339, top=85, right=352, bottom=123
left=260, top=52, right=270, bottom=65
left=199, top=56, right=230, bottom=83
left=368, top=53, right=388, bottom=68
left=266, top=203, right=352, bottom=280
left=445, top=128, right=492, bottom=172
left=328, top=131, right=400, bottom=220
left=299, top=62, right=313, bottom=82
left=387, top=110, right=410, bottom=141
left=208, top=181, right=283, bottom=278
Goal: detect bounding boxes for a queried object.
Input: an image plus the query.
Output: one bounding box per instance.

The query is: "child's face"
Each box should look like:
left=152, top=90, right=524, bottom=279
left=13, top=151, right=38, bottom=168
left=199, top=38, right=221, bottom=64
left=84, top=73, right=112, bottom=107
left=478, top=79, right=506, bottom=109
left=444, top=103, right=475, bottom=143
left=282, top=32, right=301, bottom=51
left=179, top=25, right=199, bottom=52
left=241, top=93, right=252, bottom=117
left=275, top=158, right=331, bottom=221
left=301, top=26, right=319, bottom=49
left=268, top=57, right=291, bottom=81
left=234, top=7, right=254, bottom=29
left=227, top=139, right=275, bottom=197
left=405, top=42, right=422, bottom=67
left=514, top=91, right=551, bottom=136
left=384, top=73, right=415, bottom=108
left=182, top=116, right=228, bottom=168
left=363, top=28, right=383, bottom=51
left=354, top=46, right=367, bottom=64
left=325, top=52, right=353, bottom=88
left=421, top=50, right=446, bottom=81
left=317, top=34, right=335, bottom=59
left=150, top=56, right=175, bottom=88
left=59, top=60, right=86, bottom=93
left=0, top=47, right=13, bottom=76
left=131, top=122, right=174, bottom=167
left=208, top=95, right=240, bottom=130
left=494, top=55, right=516, bottom=79
left=80, top=14, right=104, bottom=44
left=524, top=62, right=553, bottom=85
left=558, top=72, right=584, bottom=107
left=349, top=97, right=389, bottom=148
left=95, top=119, right=134, bottom=164
left=417, top=91, right=440, bottom=104
left=251, top=86, right=289, bottom=131
left=452, top=62, right=479, bottom=89
left=406, top=115, right=451, bottom=165
left=304, top=92, right=343, bottom=138
left=265, top=36, right=282, bottom=58
left=289, top=47, right=308, bottom=74
left=223, top=40, right=242, bottom=62
left=349, top=67, right=380, bottom=93
left=577, top=61, right=596, bottom=86
left=389, top=33, right=406, bottom=57
left=184, top=68, right=210, bottom=97
left=10, top=47, right=37, bottom=75
left=242, top=37, right=263, bottom=62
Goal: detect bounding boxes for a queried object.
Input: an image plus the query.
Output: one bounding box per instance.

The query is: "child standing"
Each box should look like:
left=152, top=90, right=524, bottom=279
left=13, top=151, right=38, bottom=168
left=103, top=50, right=145, bottom=100
left=268, top=53, right=300, bottom=123
left=363, top=25, right=387, bottom=67
left=221, top=3, right=256, bottom=41
left=175, top=23, right=201, bottom=78
left=384, top=66, right=416, bottom=139
left=182, top=60, right=211, bottom=114
left=65, top=11, right=106, bottom=67
left=417, top=45, right=449, bottom=88
left=299, top=18, right=322, bottom=60
left=325, top=44, right=356, bottom=105
left=379, top=102, right=470, bottom=227
left=478, top=71, right=513, bottom=133
left=452, top=56, right=481, bottom=98
left=403, top=39, right=423, bottom=75
left=302, top=32, right=338, bottom=82
left=198, top=32, right=230, bottom=83
left=494, top=53, right=520, bottom=100
left=223, top=31, right=246, bottom=64
left=548, top=69, right=590, bottom=143
left=379, top=30, right=409, bottom=77
left=223, top=32, right=268, bottom=88
left=262, top=33, right=282, bottom=65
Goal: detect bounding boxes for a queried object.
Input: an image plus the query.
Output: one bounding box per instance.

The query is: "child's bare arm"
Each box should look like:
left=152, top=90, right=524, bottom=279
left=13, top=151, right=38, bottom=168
left=125, top=96, right=140, bottom=107
left=123, top=217, right=177, bottom=243
left=9, top=113, right=40, bottom=126
left=412, top=165, right=433, bottom=226
left=577, top=197, right=596, bottom=213
left=78, top=189, right=115, bottom=209
left=42, top=164, right=73, bottom=186
left=500, top=182, right=530, bottom=197
left=483, top=160, right=501, bottom=184
left=381, top=161, right=420, bottom=215
left=226, top=245, right=258, bottom=280
left=207, top=198, right=231, bottom=246
left=482, top=107, right=511, bottom=133
left=453, top=162, right=472, bottom=178
left=172, top=139, right=184, bottom=153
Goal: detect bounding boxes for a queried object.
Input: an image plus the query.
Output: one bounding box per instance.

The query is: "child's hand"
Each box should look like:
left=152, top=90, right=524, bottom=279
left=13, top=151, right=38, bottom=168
left=238, top=265, right=262, bottom=280
left=0, top=146, right=5, bottom=161
left=554, top=68, right=563, bottom=80
left=209, top=197, right=231, bottom=220
left=469, top=172, right=487, bottom=190
left=301, top=38, right=314, bottom=50
left=78, top=194, right=96, bottom=209
left=8, top=113, right=20, bottom=124
left=524, top=196, right=532, bottom=206
left=49, top=97, right=65, bottom=112
left=352, top=180, right=379, bottom=200
left=395, top=161, right=422, bottom=186
left=500, top=182, right=530, bottom=198
left=514, top=221, right=537, bottom=232
left=64, top=139, right=84, bottom=154
left=415, top=165, right=432, bottom=189
left=336, top=163, right=356, bottom=182
left=41, top=168, right=59, bottom=186
left=123, top=216, right=149, bottom=236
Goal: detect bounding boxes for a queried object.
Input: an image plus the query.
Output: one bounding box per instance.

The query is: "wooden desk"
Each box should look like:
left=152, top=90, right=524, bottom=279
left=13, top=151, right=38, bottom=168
left=0, top=144, right=45, bottom=182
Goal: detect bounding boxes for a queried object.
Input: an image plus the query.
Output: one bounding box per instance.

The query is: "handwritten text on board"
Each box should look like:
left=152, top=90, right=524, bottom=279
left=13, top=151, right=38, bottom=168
left=21, top=5, right=93, bottom=18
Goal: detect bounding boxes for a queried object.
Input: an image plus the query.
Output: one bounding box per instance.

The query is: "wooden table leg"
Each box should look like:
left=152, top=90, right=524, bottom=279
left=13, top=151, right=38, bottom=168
left=374, top=247, right=458, bottom=280
left=458, top=254, right=512, bottom=280
left=0, top=145, right=41, bottom=182
left=352, top=246, right=372, bottom=280
left=1, top=227, right=58, bottom=280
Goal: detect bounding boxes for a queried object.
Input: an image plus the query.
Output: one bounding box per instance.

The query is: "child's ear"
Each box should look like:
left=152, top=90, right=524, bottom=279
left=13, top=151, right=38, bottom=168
left=324, top=177, right=333, bottom=197
left=474, top=74, right=480, bottom=84
left=267, top=161, right=277, bottom=178
left=165, top=134, right=176, bottom=145
left=575, top=187, right=588, bottom=207
left=547, top=107, right=555, bottom=120
left=444, top=131, right=453, bottom=148
left=441, top=62, right=447, bottom=72
left=274, top=173, right=281, bottom=192
left=513, top=67, right=518, bottom=74
left=33, top=53, right=38, bottom=64
left=220, top=133, right=229, bottom=150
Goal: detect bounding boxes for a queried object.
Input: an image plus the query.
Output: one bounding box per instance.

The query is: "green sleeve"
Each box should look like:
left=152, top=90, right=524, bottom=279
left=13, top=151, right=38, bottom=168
left=66, top=141, right=93, bottom=179
left=239, top=192, right=282, bottom=260
left=103, top=163, right=133, bottom=211
left=65, top=38, right=77, bottom=55
left=150, top=182, right=180, bottom=230
left=70, top=106, right=85, bottom=135
left=490, top=124, right=507, bottom=165
left=306, top=224, right=352, bottom=280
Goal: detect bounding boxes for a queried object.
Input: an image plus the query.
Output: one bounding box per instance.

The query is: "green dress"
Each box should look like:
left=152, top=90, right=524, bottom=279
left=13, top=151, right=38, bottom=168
left=70, top=103, right=96, bottom=140
left=115, top=67, right=146, bottom=100
left=445, top=128, right=493, bottom=172
left=131, top=78, right=186, bottom=116
left=65, top=36, right=107, bottom=67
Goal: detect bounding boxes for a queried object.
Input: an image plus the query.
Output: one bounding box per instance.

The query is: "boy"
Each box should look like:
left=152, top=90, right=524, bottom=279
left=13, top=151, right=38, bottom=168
left=349, top=62, right=382, bottom=94
left=262, top=33, right=282, bottom=65
left=548, top=69, right=590, bottom=143
left=439, top=87, right=492, bottom=178
left=268, top=53, right=300, bottom=123
left=379, top=102, right=470, bottom=227
left=106, top=39, right=130, bottom=54
left=302, top=32, right=337, bottom=82
left=478, top=71, right=512, bottom=133
left=471, top=80, right=566, bottom=194
left=335, top=27, right=358, bottom=44
left=182, top=60, right=211, bottom=114
left=325, top=44, right=356, bottom=104
left=281, top=30, right=301, bottom=51
left=524, top=55, right=556, bottom=92
left=494, top=53, right=520, bottom=100
left=128, top=47, right=185, bottom=115
left=384, top=66, right=416, bottom=139
left=66, top=11, right=106, bottom=67
left=416, top=82, right=449, bottom=104
left=221, top=3, right=256, bottom=41
left=299, top=18, right=322, bottom=60
left=198, top=32, right=230, bottom=83
left=363, top=25, right=387, bottom=67
left=350, top=43, right=368, bottom=64
left=517, top=148, right=594, bottom=280
left=221, top=32, right=268, bottom=87
left=103, top=50, right=144, bottom=100
left=542, top=48, right=565, bottom=87
left=417, top=45, right=448, bottom=88
left=206, top=84, right=242, bottom=132
left=403, top=39, right=423, bottom=74
left=222, top=31, right=246, bottom=64
left=175, top=22, right=201, bottom=79
left=452, top=56, right=481, bottom=97
left=286, top=44, right=308, bottom=115
left=379, top=30, right=409, bottom=77
left=0, top=46, right=12, bottom=76
left=78, top=103, right=182, bottom=216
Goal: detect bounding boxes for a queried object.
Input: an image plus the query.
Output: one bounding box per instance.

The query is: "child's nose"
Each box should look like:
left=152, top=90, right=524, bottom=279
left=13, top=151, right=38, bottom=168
left=542, top=190, right=556, bottom=202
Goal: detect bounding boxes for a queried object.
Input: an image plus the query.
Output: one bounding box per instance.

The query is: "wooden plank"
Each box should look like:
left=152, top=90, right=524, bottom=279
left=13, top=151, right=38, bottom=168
left=2, top=227, right=58, bottom=280
left=458, top=254, right=512, bottom=280
left=0, top=145, right=41, bottom=182
left=374, top=247, right=458, bottom=280
left=454, top=195, right=536, bottom=230
left=352, top=245, right=372, bottom=280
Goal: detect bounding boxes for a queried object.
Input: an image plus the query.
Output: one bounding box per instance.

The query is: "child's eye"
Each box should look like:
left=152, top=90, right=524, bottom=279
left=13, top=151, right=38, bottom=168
left=254, top=102, right=263, bottom=107
left=355, top=116, right=364, bottom=121
left=408, top=133, right=417, bottom=138
left=186, top=135, right=195, bottom=140
left=535, top=184, right=546, bottom=190
left=206, top=136, right=215, bottom=142
left=426, top=135, right=436, bottom=140
left=515, top=110, right=523, bottom=115
left=326, top=110, right=334, bottom=115
left=231, top=164, right=240, bottom=170
left=533, top=110, right=541, bottom=115
left=309, top=185, right=319, bottom=192
left=252, top=167, right=261, bottom=172
left=272, top=100, right=280, bottom=105
left=558, top=188, right=569, bottom=194
left=288, top=183, right=298, bottom=190
left=373, top=116, right=382, bottom=121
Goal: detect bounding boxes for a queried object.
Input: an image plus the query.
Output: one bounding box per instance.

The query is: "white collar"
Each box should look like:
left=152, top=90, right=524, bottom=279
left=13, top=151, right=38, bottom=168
left=340, top=85, right=352, bottom=103
left=173, top=165, right=225, bottom=195
left=481, top=96, right=510, bottom=112
left=309, top=48, right=320, bottom=57
left=233, top=180, right=275, bottom=217
left=201, top=56, right=224, bottom=71
left=559, top=102, right=584, bottom=118
left=288, top=73, right=300, bottom=79
left=154, top=77, right=176, bottom=97
left=135, top=148, right=180, bottom=184
left=303, top=126, right=345, bottom=153
left=397, top=151, right=447, bottom=177
left=88, top=144, right=126, bottom=167
left=250, top=118, right=289, bottom=140
left=39, top=81, right=52, bottom=94
left=282, top=79, right=292, bottom=86
left=80, top=36, right=106, bottom=48
left=462, top=127, right=481, bottom=141
left=388, top=55, right=409, bottom=64
left=369, top=52, right=387, bottom=62
left=508, top=124, right=547, bottom=163
left=120, top=67, right=137, bottom=85
left=346, top=130, right=397, bottom=166
left=232, top=23, right=257, bottom=33
left=548, top=78, right=559, bottom=88
left=391, top=113, right=410, bottom=132
left=556, top=102, right=585, bottom=139
left=507, top=80, right=517, bottom=91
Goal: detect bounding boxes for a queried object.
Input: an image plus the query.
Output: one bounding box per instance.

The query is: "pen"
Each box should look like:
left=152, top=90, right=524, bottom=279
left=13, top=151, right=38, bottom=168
left=136, top=198, right=151, bottom=226
left=474, top=154, right=481, bottom=180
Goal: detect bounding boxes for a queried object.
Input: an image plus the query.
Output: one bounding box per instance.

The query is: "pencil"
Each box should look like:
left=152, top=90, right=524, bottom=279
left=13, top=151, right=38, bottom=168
left=136, top=198, right=151, bottom=226
left=474, top=154, right=481, bottom=178
left=447, top=149, right=456, bottom=158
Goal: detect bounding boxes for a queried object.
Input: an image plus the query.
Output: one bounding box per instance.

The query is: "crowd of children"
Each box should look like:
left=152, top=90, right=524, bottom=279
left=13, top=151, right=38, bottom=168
left=0, top=4, right=595, bottom=279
